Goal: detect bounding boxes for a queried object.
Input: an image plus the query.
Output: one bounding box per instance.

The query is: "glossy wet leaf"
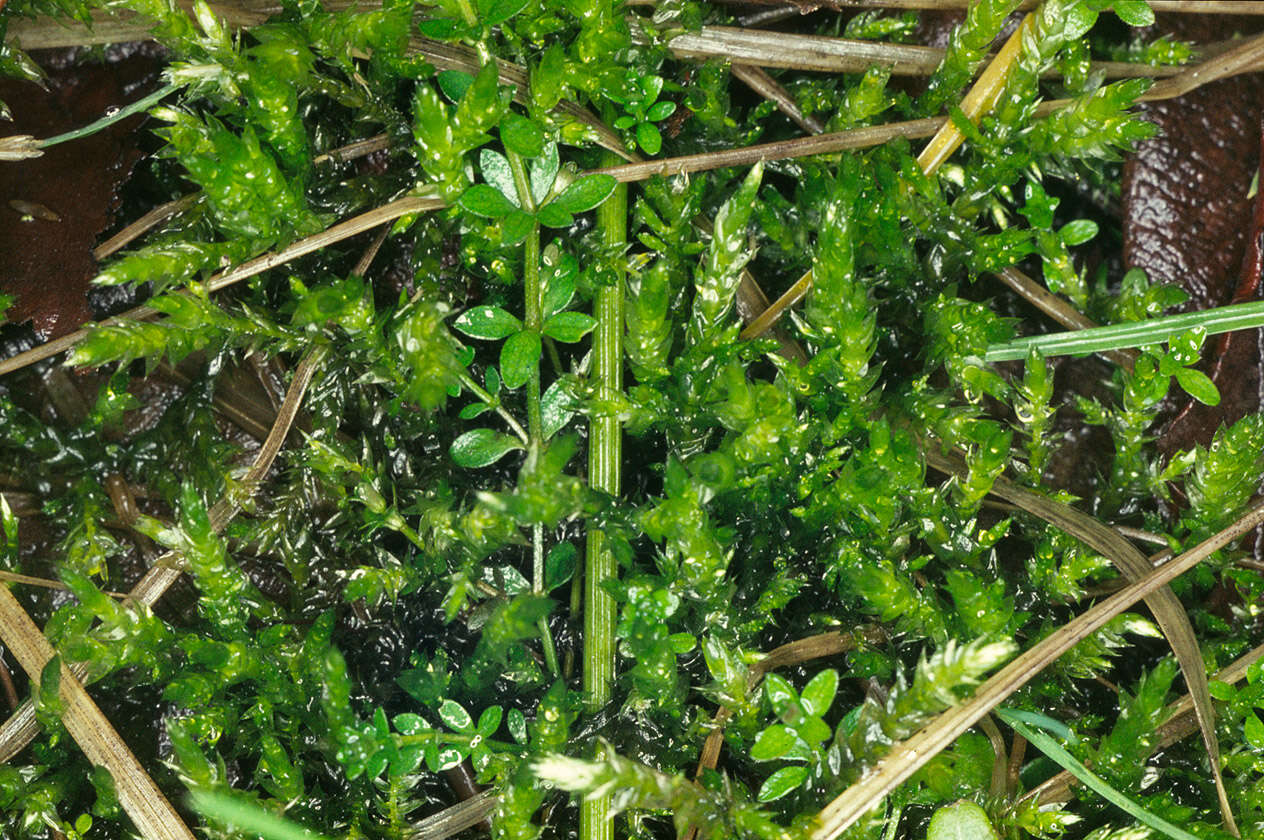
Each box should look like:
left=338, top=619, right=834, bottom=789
left=501, top=113, right=545, bottom=158
left=1174, top=367, right=1220, bottom=406
left=460, top=184, right=516, bottom=219
left=500, top=329, right=542, bottom=390
left=1113, top=0, right=1155, bottom=27
left=545, top=541, right=577, bottom=590
left=553, top=174, right=618, bottom=214
left=450, top=429, right=524, bottom=468
left=477, top=705, right=503, bottom=737
left=438, top=699, right=474, bottom=732
left=799, top=669, right=838, bottom=718
left=437, top=69, right=474, bottom=103
left=454, top=305, right=522, bottom=340
left=480, top=149, right=519, bottom=207
left=529, top=142, right=560, bottom=204
left=750, top=725, right=799, bottom=761
left=636, top=121, right=662, bottom=155
left=537, top=202, right=574, bottom=229
left=757, top=766, right=808, bottom=803
left=543, top=312, right=596, bottom=343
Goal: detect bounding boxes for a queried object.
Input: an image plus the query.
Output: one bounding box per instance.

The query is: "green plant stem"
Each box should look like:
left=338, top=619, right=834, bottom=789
left=459, top=372, right=529, bottom=443
left=505, top=146, right=559, bottom=678
left=985, top=299, right=1264, bottom=361
left=38, top=82, right=179, bottom=148
left=581, top=152, right=626, bottom=840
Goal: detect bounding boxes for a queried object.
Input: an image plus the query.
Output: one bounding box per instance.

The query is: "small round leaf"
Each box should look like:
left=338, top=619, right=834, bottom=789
left=438, top=699, right=474, bottom=732
left=1058, top=219, right=1098, bottom=246
left=1113, top=0, right=1155, bottom=27
left=749, top=724, right=797, bottom=761
left=536, top=202, right=575, bottom=229
left=1174, top=366, right=1220, bottom=406
left=799, top=669, right=838, bottom=718
left=646, top=100, right=676, bottom=122
left=502, top=209, right=535, bottom=246
left=554, top=174, right=618, bottom=215
left=926, top=801, right=1000, bottom=840
left=636, top=121, right=662, bottom=155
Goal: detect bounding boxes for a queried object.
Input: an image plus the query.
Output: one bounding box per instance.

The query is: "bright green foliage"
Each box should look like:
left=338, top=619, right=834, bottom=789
left=534, top=745, right=795, bottom=840
left=413, top=64, right=509, bottom=201
left=834, top=638, right=1016, bottom=782
left=925, top=800, right=1000, bottom=840
left=72, top=286, right=295, bottom=368
left=1180, top=413, right=1264, bottom=543
left=153, top=106, right=324, bottom=241
left=688, top=162, right=764, bottom=346
left=1092, top=659, right=1178, bottom=791
left=608, top=71, right=677, bottom=156
left=918, top=0, right=1023, bottom=116
left=3, top=1, right=1257, bottom=838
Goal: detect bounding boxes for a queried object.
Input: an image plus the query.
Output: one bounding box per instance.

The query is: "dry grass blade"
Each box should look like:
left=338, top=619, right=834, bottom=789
left=93, top=194, right=200, bottom=261
left=1023, top=639, right=1264, bottom=808
left=924, top=448, right=1236, bottom=833
left=720, top=0, right=1264, bottom=13
left=411, top=789, right=501, bottom=840
left=810, top=494, right=1264, bottom=840
left=667, top=26, right=1181, bottom=79
left=731, top=65, right=825, bottom=135
left=0, top=584, right=196, bottom=840
left=739, top=269, right=813, bottom=341
left=0, top=194, right=440, bottom=378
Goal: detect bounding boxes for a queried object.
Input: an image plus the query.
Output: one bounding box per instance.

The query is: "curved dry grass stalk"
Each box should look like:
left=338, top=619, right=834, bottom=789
left=731, top=64, right=825, bottom=135
left=810, top=482, right=1264, bottom=840
left=738, top=269, right=813, bottom=341
left=925, top=448, right=1236, bottom=833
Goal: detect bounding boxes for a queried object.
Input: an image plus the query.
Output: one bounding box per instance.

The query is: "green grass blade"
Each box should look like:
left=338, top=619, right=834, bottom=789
left=995, top=708, right=1202, bottom=840
left=188, top=789, right=335, bottom=840
left=984, top=299, right=1264, bottom=362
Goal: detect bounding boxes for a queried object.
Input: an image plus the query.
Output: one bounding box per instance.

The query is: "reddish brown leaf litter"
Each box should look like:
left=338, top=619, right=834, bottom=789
left=0, top=46, right=162, bottom=342
left=1120, top=15, right=1264, bottom=457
